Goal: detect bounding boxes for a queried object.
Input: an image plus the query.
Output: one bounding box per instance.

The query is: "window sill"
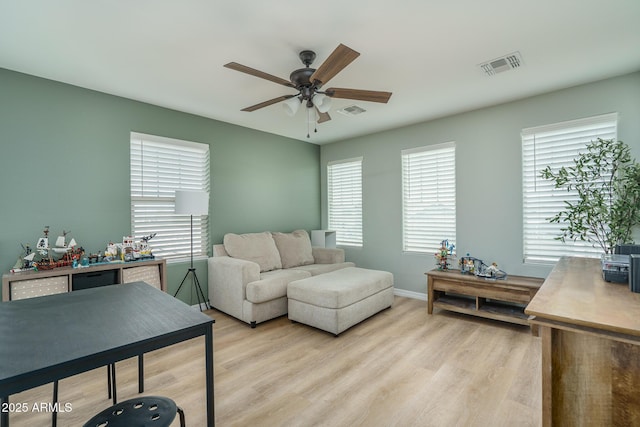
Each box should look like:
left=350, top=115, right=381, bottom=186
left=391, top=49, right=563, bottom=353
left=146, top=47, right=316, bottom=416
left=166, top=255, right=209, bottom=265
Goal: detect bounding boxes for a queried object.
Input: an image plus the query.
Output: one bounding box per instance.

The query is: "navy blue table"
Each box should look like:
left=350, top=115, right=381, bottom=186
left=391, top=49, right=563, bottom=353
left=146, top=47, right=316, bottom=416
left=0, top=281, right=215, bottom=426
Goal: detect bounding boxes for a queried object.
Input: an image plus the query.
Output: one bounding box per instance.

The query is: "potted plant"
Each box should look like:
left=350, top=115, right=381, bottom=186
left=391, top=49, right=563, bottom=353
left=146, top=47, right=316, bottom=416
left=540, top=138, right=640, bottom=254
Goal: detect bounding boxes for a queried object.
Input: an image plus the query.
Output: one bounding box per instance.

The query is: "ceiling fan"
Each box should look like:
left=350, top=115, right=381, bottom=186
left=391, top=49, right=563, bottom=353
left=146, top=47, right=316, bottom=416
left=224, top=43, right=392, bottom=137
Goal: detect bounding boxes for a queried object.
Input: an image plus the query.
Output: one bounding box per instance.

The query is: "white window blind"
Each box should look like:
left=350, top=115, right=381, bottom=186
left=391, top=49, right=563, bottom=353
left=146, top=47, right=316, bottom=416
left=328, top=157, right=363, bottom=247
left=402, top=142, right=456, bottom=253
left=522, top=113, right=618, bottom=264
left=130, top=132, right=210, bottom=260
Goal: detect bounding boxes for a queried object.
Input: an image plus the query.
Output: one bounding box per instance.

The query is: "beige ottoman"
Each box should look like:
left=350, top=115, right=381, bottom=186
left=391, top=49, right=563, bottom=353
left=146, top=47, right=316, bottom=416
left=287, top=267, right=394, bottom=335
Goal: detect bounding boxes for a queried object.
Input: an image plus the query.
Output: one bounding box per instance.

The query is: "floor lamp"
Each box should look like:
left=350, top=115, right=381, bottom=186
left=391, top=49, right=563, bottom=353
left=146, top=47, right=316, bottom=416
left=173, top=190, right=210, bottom=311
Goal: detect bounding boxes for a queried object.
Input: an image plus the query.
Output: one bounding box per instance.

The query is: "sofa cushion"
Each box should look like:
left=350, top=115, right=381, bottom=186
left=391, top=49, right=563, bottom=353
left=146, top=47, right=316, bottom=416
left=290, top=262, right=355, bottom=276
left=224, top=232, right=282, bottom=272
left=311, top=247, right=345, bottom=264
left=271, top=230, right=315, bottom=269
left=246, top=269, right=311, bottom=304
left=212, top=244, right=228, bottom=257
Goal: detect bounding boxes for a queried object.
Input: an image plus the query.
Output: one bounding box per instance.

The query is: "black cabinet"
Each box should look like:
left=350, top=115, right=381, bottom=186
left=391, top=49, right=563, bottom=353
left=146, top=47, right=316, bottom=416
left=72, top=269, right=119, bottom=291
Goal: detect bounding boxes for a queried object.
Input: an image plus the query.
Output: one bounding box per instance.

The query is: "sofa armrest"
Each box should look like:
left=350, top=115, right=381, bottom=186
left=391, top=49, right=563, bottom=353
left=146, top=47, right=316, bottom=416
left=312, top=247, right=346, bottom=264
left=208, top=256, right=260, bottom=320
left=212, top=243, right=229, bottom=257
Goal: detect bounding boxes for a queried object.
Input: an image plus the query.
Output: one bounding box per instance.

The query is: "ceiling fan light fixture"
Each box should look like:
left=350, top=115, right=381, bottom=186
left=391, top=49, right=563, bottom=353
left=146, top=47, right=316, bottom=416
left=306, top=106, right=319, bottom=123
left=313, top=93, right=332, bottom=113
left=225, top=43, right=392, bottom=138
left=282, top=97, right=301, bottom=116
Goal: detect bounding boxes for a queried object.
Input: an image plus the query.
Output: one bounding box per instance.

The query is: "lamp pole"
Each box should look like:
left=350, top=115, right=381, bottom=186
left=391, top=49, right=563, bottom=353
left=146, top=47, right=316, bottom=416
left=173, top=190, right=210, bottom=311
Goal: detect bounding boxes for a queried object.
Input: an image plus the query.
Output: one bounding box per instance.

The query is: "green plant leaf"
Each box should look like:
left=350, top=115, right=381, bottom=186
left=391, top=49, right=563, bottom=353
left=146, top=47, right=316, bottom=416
left=539, top=138, right=640, bottom=254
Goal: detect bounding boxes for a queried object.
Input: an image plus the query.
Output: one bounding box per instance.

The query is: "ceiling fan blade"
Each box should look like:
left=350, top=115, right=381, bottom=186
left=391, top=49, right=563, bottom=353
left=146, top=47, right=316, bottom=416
left=309, top=44, right=360, bottom=86
left=224, top=62, right=294, bottom=88
left=241, top=95, right=296, bottom=112
left=316, top=108, right=331, bottom=123
left=326, top=88, right=392, bottom=103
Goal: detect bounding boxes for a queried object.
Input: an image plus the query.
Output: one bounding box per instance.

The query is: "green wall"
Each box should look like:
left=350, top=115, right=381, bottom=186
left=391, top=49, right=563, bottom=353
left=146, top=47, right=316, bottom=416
left=320, top=72, right=640, bottom=295
left=3, top=67, right=639, bottom=301
left=0, top=68, right=321, bottom=303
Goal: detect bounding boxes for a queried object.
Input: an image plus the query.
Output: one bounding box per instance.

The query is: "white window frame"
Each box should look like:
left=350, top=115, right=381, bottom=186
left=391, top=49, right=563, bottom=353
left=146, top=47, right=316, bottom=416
left=327, top=157, right=363, bottom=247
left=521, top=113, right=618, bottom=264
left=402, top=142, right=456, bottom=253
left=130, top=132, right=210, bottom=261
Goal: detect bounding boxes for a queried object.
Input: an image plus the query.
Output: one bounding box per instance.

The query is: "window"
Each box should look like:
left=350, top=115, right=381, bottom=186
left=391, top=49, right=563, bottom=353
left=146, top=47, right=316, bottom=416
left=130, top=132, right=210, bottom=260
left=522, top=113, right=618, bottom=264
left=402, top=142, right=456, bottom=253
left=328, top=157, right=363, bottom=247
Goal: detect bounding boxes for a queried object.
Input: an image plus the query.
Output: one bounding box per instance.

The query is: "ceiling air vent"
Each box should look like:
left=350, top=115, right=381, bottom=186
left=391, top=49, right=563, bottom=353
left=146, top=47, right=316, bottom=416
left=479, top=51, right=523, bottom=76
left=337, top=105, right=367, bottom=116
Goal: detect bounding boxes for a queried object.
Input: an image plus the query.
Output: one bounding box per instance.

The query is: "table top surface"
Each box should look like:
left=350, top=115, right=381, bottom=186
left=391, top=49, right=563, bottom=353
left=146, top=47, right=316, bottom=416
left=0, top=282, right=213, bottom=391
left=525, top=256, right=640, bottom=336
left=426, top=268, right=544, bottom=289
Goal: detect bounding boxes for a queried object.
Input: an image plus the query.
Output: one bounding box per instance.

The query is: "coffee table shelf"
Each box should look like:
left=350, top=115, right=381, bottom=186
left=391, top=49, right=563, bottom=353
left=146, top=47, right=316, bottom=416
left=426, top=269, right=543, bottom=332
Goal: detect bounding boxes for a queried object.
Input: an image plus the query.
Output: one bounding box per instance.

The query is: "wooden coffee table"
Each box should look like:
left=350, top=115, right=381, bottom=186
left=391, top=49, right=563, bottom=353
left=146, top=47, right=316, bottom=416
left=426, top=269, right=543, bottom=333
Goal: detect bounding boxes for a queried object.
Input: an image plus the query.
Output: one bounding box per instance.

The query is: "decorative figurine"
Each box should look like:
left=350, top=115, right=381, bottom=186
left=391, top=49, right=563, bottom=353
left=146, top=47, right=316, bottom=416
left=475, top=260, right=507, bottom=280
left=120, top=236, right=135, bottom=261
left=435, top=239, right=456, bottom=271
left=36, top=226, right=50, bottom=256
left=121, top=234, right=156, bottom=262
left=51, top=230, right=77, bottom=255
left=12, top=226, right=85, bottom=272
left=8, top=227, right=158, bottom=274
left=33, top=226, right=55, bottom=270
left=104, top=242, right=118, bottom=261
left=138, top=233, right=156, bottom=259
left=11, top=244, right=35, bottom=272
left=459, top=254, right=479, bottom=274
left=458, top=253, right=507, bottom=280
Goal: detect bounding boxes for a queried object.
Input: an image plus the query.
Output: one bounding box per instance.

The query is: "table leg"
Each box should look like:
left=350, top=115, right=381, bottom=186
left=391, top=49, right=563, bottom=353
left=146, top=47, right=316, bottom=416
left=427, top=276, right=434, bottom=314
left=138, top=354, right=144, bottom=393
left=540, top=325, right=552, bottom=427
left=52, top=381, right=58, bottom=427
left=107, top=365, right=112, bottom=399
left=111, top=363, right=117, bottom=405
left=205, top=325, right=215, bottom=426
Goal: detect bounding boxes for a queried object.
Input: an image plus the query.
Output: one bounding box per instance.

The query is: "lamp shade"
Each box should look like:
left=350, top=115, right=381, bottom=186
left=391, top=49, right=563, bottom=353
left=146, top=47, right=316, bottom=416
left=313, top=93, right=332, bottom=113
left=175, top=190, right=209, bottom=216
left=283, top=97, right=301, bottom=116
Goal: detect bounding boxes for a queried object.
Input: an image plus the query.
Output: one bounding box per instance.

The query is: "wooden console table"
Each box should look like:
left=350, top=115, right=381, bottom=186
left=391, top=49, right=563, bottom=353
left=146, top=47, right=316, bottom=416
left=526, top=256, right=640, bottom=426
left=426, top=269, right=543, bottom=331
left=2, top=258, right=166, bottom=301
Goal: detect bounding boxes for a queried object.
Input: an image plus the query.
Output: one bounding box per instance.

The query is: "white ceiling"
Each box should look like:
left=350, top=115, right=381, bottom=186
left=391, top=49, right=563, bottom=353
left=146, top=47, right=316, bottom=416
left=1, top=1, right=639, bottom=145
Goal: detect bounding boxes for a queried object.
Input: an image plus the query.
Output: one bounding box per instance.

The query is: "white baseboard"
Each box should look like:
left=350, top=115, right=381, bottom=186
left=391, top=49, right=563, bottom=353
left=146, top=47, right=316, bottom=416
left=190, top=301, right=211, bottom=310
left=393, top=288, right=427, bottom=301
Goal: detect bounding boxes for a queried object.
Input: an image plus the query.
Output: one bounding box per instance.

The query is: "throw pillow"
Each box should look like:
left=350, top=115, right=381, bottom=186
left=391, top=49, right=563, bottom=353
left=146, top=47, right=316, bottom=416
left=224, top=232, right=282, bottom=272
left=272, top=230, right=314, bottom=269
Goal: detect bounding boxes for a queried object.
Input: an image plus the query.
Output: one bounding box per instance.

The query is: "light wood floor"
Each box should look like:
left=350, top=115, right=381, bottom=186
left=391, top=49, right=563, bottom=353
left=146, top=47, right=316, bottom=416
left=8, top=296, right=541, bottom=426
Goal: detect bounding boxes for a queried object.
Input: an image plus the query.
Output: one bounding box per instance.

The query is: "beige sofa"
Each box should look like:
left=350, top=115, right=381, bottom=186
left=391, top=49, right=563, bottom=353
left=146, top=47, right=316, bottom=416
left=207, top=230, right=354, bottom=327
